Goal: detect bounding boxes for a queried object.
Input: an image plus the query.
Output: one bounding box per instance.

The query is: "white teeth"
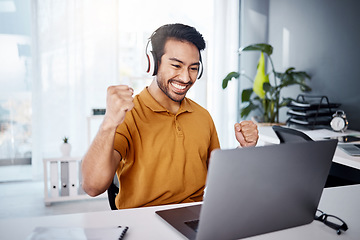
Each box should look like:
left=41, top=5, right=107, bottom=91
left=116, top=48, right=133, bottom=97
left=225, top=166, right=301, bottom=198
left=171, top=82, right=186, bottom=90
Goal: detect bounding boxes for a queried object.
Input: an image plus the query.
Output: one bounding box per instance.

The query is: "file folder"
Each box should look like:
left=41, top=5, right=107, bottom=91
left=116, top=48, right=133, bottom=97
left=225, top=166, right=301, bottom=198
left=78, top=161, right=86, bottom=195
left=68, top=161, right=78, bottom=196
left=49, top=161, right=59, bottom=197
left=60, top=161, right=69, bottom=196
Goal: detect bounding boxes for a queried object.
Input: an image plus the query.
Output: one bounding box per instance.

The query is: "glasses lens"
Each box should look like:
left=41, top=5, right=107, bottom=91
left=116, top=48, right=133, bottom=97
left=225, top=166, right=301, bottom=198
left=315, top=210, right=324, bottom=220
left=323, top=215, right=348, bottom=233
left=325, top=215, right=344, bottom=226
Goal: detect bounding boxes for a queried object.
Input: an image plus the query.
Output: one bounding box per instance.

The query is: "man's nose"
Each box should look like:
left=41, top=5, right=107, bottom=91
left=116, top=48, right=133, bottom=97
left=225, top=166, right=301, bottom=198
left=178, top=68, right=192, bottom=83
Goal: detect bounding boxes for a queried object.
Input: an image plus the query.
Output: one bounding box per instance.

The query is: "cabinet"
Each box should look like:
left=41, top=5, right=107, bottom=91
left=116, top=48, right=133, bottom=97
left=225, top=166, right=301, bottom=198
left=43, top=114, right=106, bottom=205
left=43, top=157, right=105, bottom=206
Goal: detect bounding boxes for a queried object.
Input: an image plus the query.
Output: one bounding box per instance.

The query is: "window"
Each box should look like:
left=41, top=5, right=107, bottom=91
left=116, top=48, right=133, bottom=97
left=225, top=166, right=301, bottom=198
left=1, top=0, right=240, bottom=181
left=0, top=1, right=33, bottom=181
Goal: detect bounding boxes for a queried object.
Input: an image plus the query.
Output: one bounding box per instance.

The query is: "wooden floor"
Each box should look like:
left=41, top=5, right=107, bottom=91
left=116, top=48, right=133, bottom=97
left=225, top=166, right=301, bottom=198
left=0, top=180, right=110, bottom=220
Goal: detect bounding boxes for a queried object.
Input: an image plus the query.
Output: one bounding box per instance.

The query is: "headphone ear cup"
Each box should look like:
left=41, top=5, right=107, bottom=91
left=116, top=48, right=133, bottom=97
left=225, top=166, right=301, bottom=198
left=197, top=60, right=203, bottom=79
left=146, top=50, right=156, bottom=76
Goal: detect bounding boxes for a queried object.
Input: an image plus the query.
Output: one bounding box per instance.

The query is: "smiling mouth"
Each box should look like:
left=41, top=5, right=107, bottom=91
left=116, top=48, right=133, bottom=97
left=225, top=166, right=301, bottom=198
left=170, top=81, right=189, bottom=94
left=171, top=82, right=186, bottom=90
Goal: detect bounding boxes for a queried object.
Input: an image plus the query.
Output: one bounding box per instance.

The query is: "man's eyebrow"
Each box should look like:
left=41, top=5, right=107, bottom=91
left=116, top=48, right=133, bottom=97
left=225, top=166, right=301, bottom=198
left=168, top=57, right=200, bottom=66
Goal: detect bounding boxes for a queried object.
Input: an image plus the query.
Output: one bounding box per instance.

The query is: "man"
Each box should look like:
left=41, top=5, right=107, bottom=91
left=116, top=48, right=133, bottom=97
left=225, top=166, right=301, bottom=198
left=82, top=23, right=258, bottom=209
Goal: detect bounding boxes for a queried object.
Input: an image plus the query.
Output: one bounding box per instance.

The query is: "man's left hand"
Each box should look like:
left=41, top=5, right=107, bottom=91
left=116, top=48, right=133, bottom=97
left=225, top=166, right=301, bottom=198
left=234, top=121, right=259, bottom=147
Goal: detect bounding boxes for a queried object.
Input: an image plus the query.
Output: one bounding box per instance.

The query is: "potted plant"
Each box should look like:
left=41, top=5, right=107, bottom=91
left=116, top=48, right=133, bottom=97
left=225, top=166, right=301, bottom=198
left=60, top=136, right=71, bottom=157
left=222, top=43, right=312, bottom=123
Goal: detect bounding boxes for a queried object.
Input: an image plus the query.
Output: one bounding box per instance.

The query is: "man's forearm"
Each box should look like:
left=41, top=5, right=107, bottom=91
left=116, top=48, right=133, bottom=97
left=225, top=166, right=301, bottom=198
left=81, top=120, right=120, bottom=196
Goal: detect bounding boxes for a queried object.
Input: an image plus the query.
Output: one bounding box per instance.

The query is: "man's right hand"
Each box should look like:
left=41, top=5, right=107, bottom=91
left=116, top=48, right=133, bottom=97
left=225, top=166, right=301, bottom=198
left=104, top=85, right=134, bottom=128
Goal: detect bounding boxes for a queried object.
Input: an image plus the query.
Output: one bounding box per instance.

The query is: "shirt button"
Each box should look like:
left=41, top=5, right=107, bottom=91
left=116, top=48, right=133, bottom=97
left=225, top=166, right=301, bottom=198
left=177, top=126, right=181, bottom=131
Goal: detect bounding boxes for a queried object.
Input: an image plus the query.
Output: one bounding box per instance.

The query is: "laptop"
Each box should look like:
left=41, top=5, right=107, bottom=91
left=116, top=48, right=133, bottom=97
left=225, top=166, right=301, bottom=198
left=338, top=144, right=360, bottom=156
left=156, top=140, right=338, bottom=240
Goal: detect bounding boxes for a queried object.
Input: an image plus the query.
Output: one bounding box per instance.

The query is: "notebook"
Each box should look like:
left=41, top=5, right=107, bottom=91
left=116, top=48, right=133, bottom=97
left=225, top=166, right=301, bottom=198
left=26, top=226, right=129, bottom=240
left=156, top=140, right=338, bottom=240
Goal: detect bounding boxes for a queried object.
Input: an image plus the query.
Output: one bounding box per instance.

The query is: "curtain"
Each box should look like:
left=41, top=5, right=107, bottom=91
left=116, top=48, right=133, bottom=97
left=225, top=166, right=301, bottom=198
left=208, top=0, right=240, bottom=149
left=30, top=0, right=240, bottom=179
left=31, top=0, right=118, bottom=179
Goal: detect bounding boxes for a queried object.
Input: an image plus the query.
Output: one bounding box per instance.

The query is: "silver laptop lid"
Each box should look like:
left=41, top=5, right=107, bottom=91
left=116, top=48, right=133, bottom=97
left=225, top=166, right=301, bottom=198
left=196, top=140, right=337, bottom=240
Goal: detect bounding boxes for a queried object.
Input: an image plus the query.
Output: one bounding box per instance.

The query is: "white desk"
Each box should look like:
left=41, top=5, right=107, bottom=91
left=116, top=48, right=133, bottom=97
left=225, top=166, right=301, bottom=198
left=0, top=184, right=359, bottom=240
left=258, top=126, right=360, bottom=170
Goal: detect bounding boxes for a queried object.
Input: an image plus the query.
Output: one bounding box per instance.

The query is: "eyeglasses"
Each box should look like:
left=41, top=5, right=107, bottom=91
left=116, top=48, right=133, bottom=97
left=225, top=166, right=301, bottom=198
left=314, top=209, right=348, bottom=235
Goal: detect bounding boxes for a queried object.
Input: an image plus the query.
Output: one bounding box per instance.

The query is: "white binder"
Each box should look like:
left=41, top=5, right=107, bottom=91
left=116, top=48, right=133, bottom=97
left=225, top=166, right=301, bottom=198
left=60, top=161, right=69, bottom=196
left=78, top=160, right=86, bottom=195
left=49, top=161, right=59, bottom=197
left=68, top=161, right=78, bottom=196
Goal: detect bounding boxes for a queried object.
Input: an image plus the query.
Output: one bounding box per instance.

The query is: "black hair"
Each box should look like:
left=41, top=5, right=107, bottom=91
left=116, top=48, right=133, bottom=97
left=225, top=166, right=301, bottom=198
left=149, top=23, right=206, bottom=67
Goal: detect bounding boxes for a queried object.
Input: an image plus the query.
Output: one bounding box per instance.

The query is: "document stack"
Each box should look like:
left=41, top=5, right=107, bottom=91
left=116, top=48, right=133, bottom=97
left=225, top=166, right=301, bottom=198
left=286, top=95, right=341, bottom=129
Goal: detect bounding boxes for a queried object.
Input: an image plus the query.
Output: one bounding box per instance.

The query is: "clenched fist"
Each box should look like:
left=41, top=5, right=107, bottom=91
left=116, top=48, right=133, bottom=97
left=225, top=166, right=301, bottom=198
left=103, top=85, right=134, bottom=128
left=234, top=121, right=259, bottom=147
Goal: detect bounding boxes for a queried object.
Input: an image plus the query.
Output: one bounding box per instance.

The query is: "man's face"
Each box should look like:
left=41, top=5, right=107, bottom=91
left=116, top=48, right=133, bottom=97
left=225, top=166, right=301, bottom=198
left=156, top=38, right=201, bottom=103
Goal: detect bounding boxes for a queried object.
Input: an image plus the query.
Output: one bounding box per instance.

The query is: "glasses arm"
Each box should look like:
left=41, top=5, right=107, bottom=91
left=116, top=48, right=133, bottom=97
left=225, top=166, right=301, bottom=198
left=315, top=210, right=348, bottom=235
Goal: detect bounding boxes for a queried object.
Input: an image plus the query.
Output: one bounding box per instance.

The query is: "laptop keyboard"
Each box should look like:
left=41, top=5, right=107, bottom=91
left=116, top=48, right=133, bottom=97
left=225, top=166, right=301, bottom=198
left=339, top=144, right=360, bottom=156
left=342, top=144, right=360, bottom=150
left=185, top=219, right=200, bottom=232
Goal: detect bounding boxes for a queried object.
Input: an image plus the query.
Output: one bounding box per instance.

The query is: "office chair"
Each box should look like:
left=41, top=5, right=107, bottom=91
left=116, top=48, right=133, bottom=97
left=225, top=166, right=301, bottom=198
left=107, top=175, right=119, bottom=210
left=272, top=125, right=313, bottom=143
left=272, top=125, right=360, bottom=187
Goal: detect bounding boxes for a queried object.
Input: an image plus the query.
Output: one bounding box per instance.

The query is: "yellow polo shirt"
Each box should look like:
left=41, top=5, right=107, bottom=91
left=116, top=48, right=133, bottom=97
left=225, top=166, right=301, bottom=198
left=113, top=87, right=220, bottom=209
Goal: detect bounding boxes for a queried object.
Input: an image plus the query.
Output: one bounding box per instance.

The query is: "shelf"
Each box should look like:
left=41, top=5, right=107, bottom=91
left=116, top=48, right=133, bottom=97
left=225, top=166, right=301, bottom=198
left=43, top=157, right=106, bottom=206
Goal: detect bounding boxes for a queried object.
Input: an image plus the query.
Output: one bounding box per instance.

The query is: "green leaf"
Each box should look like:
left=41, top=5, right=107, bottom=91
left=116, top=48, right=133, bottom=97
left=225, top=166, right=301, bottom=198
left=275, top=68, right=311, bottom=90
left=300, top=85, right=312, bottom=92
left=222, top=71, right=240, bottom=89
left=274, top=71, right=282, bottom=78
left=285, top=67, right=295, bottom=74
left=241, top=88, right=253, bottom=102
left=263, top=82, right=279, bottom=96
left=241, top=102, right=259, bottom=118
left=293, top=71, right=311, bottom=80
left=262, top=82, right=271, bottom=92
left=279, top=98, right=292, bottom=107
left=239, top=43, right=273, bottom=56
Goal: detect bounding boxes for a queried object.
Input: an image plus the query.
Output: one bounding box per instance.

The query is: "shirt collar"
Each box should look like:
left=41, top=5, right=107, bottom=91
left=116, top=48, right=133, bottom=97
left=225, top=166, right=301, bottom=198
left=139, top=87, right=193, bottom=114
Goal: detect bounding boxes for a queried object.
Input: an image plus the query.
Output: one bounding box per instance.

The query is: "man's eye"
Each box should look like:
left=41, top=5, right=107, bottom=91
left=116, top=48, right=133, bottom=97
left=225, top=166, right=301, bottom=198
left=190, top=67, right=199, bottom=71
left=172, top=64, right=181, bottom=68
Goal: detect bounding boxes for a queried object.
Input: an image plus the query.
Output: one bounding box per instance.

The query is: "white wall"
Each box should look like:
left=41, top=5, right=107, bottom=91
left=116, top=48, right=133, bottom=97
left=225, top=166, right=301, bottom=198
left=268, top=0, right=360, bottom=129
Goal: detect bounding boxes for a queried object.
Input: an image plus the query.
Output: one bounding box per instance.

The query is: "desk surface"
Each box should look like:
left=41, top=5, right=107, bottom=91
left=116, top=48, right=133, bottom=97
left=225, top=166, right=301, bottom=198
left=258, top=126, right=360, bottom=170
left=0, top=184, right=359, bottom=240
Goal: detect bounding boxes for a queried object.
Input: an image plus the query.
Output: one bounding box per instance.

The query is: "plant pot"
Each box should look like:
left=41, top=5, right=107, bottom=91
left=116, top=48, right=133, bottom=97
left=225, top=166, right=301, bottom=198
left=251, top=116, right=286, bottom=127
left=60, top=143, right=72, bottom=157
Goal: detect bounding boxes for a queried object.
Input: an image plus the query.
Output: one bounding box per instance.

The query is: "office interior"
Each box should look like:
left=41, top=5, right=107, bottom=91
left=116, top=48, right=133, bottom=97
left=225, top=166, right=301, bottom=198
left=0, top=0, right=359, bottom=222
